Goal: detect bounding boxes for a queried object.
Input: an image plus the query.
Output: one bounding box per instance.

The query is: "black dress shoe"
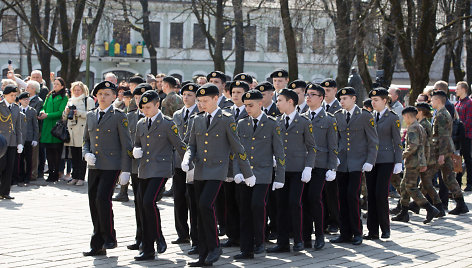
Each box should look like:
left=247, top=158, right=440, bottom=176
left=352, top=235, right=363, bottom=245
left=267, top=232, right=277, bottom=241
left=1, top=195, right=14, bottom=200
left=304, top=242, right=312, bottom=249
left=314, top=237, right=325, bottom=250
left=254, top=244, right=265, bottom=254
left=381, top=232, right=390, bottom=239
left=188, top=260, right=212, bottom=267
left=234, top=252, right=254, bottom=259
left=188, top=245, right=199, bottom=255
left=157, top=238, right=167, bottom=253
left=221, top=239, right=239, bottom=247
left=363, top=234, right=380, bottom=240
left=330, top=236, right=350, bottom=243
left=134, top=251, right=155, bottom=261
left=266, top=244, right=290, bottom=253
left=103, top=242, right=117, bottom=249
left=127, top=243, right=140, bottom=250
left=172, top=237, right=190, bottom=244
left=204, top=247, right=222, bottom=264
left=218, top=226, right=226, bottom=236
left=293, top=242, right=304, bottom=252
left=83, top=248, right=106, bottom=256
left=328, top=225, right=338, bottom=234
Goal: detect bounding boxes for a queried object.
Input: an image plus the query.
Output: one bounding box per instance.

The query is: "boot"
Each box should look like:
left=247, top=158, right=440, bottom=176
left=391, top=206, right=409, bottom=222
left=390, top=201, right=402, bottom=215
left=434, top=203, right=446, bottom=218
left=422, top=202, right=439, bottom=224
left=408, top=201, right=420, bottom=214
left=449, top=197, right=469, bottom=215
left=112, top=184, right=129, bottom=202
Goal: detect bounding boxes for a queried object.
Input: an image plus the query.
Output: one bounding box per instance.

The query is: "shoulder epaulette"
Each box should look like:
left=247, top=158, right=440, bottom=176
left=301, top=114, right=311, bottom=121
left=222, top=110, right=233, bottom=117
left=197, top=111, right=205, bottom=115
left=390, top=110, right=398, bottom=115
left=326, top=112, right=335, bottom=117
left=267, top=115, right=276, bottom=121
left=362, top=108, right=371, bottom=113
left=334, top=109, right=343, bottom=114
left=163, top=115, right=173, bottom=121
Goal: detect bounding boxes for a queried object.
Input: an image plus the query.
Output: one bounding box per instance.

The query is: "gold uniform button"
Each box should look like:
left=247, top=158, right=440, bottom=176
left=146, top=159, right=149, bottom=162
left=95, top=144, right=98, bottom=146
left=347, top=133, right=350, bottom=136
left=205, top=133, right=209, bottom=136
left=147, top=152, right=150, bottom=155
left=285, top=133, right=288, bottom=136
left=251, top=147, right=254, bottom=150
left=205, top=141, right=208, bottom=144
left=285, top=139, right=288, bottom=142
left=347, top=148, right=350, bottom=151
left=96, top=136, right=99, bottom=139
left=251, top=166, right=254, bottom=169
left=95, top=151, right=98, bottom=154
left=251, top=156, right=254, bottom=159
left=204, top=158, right=207, bottom=162
left=284, top=147, right=287, bottom=150
left=147, top=135, right=150, bottom=138
left=347, top=143, right=350, bottom=146
left=347, top=128, right=350, bottom=130
left=96, top=128, right=99, bottom=132
left=147, top=144, right=150, bottom=147
left=204, top=150, right=208, bottom=153
left=347, top=138, right=350, bottom=141
left=252, top=137, right=255, bottom=140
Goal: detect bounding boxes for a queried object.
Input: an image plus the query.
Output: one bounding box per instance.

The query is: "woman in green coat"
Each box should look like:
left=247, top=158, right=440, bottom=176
left=38, top=77, right=68, bottom=182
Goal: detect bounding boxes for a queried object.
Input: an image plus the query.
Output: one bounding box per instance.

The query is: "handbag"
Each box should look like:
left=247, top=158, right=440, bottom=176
left=452, top=154, right=463, bottom=173
left=51, top=120, right=70, bottom=143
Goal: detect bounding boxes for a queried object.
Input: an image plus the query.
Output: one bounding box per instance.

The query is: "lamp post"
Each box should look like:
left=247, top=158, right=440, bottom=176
left=84, top=8, right=93, bottom=89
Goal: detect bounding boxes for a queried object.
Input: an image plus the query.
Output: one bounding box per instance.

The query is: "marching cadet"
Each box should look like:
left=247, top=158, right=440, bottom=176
left=181, top=83, right=255, bottom=267
left=207, top=71, right=233, bottom=108
left=429, top=91, right=468, bottom=215
left=288, top=80, right=309, bottom=114
left=302, top=84, right=338, bottom=250
left=0, top=85, right=23, bottom=199
left=161, top=76, right=184, bottom=117
left=364, top=88, right=402, bottom=240
left=267, top=88, right=316, bottom=253
left=18, top=92, right=39, bottom=186
left=392, top=107, right=440, bottom=223
left=232, top=90, right=285, bottom=259
left=172, top=83, right=199, bottom=246
left=256, top=82, right=281, bottom=117
left=320, top=78, right=341, bottom=234
left=270, top=68, right=289, bottom=102
left=82, top=81, right=132, bottom=256
left=131, top=90, right=188, bottom=261
left=330, top=87, right=378, bottom=246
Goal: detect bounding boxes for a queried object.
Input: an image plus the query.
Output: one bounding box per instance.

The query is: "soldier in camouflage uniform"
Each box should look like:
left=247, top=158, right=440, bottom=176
left=161, top=76, right=184, bottom=117
left=392, top=107, right=439, bottom=224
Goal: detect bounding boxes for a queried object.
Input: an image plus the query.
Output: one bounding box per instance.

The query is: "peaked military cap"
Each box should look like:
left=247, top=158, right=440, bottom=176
left=134, top=83, right=153, bottom=96
left=129, top=76, right=145, bottom=84
left=305, top=83, right=325, bottom=95
left=255, top=81, right=275, bottom=92
left=288, top=80, right=307, bottom=90
left=2, top=84, right=18, bottom=95
left=18, top=91, right=30, bottom=100
left=369, top=87, right=389, bottom=98
left=230, top=80, right=250, bottom=93
left=123, top=90, right=133, bottom=97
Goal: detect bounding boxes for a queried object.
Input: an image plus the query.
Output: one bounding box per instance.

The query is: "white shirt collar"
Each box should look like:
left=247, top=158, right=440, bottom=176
left=263, top=102, right=274, bottom=111
left=3, top=99, right=11, bottom=107
left=234, top=104, right=245, bottom=111
left=309, top=106, right=323, bottom=118
left=251, top=112, right=264, bottom=123
left=207, top=107, right=221, bottom=123
left=185, top=103, right=197, bottom=114
left=148, top=110, right=161, bottom=123
left=326, top=99, right=336, bottom=107
left=284, top=109, right=298, bottom=125
left=99, top=104, right=112, bottom=114
left=297, top=102, right=307, bottom=111
left=347, top=105, right=356, bottom=115
left=21, top=105, right=28, bottom=110
left=377, top=107, right=388, bottom=118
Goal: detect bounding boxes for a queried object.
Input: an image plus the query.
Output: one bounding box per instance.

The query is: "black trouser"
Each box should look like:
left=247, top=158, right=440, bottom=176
left=44, top=143, right=63, bottom=182
left=215, top=187, right=225, bottom=231
left=194, top=180, right=223, bottom=260
left=137, top=177, right=167, bottom=254
left=187, top=183, right=199, bottom=246
left=0, top=147, right=17, bottom=195
left=337, top=171, right=363, bottom=238
left=130, top=173, right=142, bottom=245
left=303, top=168, right=326, bottom=242
left=276, top=171, right=305, bottom=245
left=38, top=142, right=46, bottom=177
left=461, top=137, right=472, bottom=187
left=365, top=163, right=393, bottom=236
left=267, top=172, right=278, bottom=236
left=323, top=179, right=340, bottom=229
left=12, top=150, right=20, bottom=185
left=87, top=169, right=120, bottom=250
left=19, top=141, right=33, bottom=183
left=239, top=183, right=271, bottom=253
left=70, top=146, right=86, bottom=181
left=174, top=168, right=190, bottom=240
left=224, top=181, right=240, bottom=241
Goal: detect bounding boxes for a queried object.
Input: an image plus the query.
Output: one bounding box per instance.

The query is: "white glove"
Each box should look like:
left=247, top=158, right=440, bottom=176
left=393, top=163, right=403, bottom=174
left=234, top=173, right=244, bottom=184
left=186, top=168, right=195, bottom=183
left=132, top=147, right=143, bottom=159
left=17, top=144, right=23, bottom=154
left=336, top=158, right=340, bottom=167
left=119, top=172, right=130, bottom=185
left=225, top=177, right=234, bottom=182
left=31, top=141, right=38, bottom=147
left=181, top=151, right=191, bottom=172
left=84, top=153, right=96, bottom=166
left=362, top=163, right=373, bottom=172
left=273, top=156, right=277, bottom=167
left=301, top=167, right=312, bottom=183
left=272, top=182, right=284, bottom=191
left=325, top=170, right=336, bottom=181
left=245, top=175, right=256, bottom=187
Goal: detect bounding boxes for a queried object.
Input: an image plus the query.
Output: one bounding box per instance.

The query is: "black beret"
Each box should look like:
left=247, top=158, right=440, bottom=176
left=233, top=73, right=253, bottom=84
left=242, top=90, right=263, bottom=101
left=163, top=76, right=178, bottom=87
left=129, top=76, right=145, bottom=84
left=255, top=81, right=275, bottom=92
left=305, top=83, right=325, bottom=95
left=18, top=91, right=30, bottom=100
left=432, top=90, right=448, bottom=98
left=207, top=71, right=226, bottom=83
left=180, top=83, right=199, bottom=94
left=92, top=81, right=117, bottom=97
left=402, top=106, right=418, bottom=115
left=230, top=81, right=250, bottom=93
left=139, top=90, right=159, bottom=109
left=288, top=80, right=307, bottom=90
left=369, top=87, right=389, bottom=98
left=3, top=84, right=18, bottom=95
left=134, top=83, right=153, bottom=96
left=321, top=78, right=336, bottom=88
left=123, top=90, right=133, bottom=97
left=181, top=80, right=192, bottom=88
left=279, top=88, right=299, bottom=106
left=196, top=83, right=220, bottom=97
left=336, top=87, right=356, bottom=99
left=363, top=99, right=373, bottom=109
left=416, top=102, right=432, bottom=111
left=270, top=68, right=289, bottom=78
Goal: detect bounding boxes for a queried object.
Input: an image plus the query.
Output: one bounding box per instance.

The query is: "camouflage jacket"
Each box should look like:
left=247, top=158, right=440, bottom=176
left=432, top=107, right=454, bottom=157
left=418, top=118, right=433, bottom=165
left=161, top=91, right=184, bottom=118
left=403, top=121, right=427, bottom=169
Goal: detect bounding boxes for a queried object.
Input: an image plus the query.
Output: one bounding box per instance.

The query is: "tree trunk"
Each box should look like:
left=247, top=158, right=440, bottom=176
left=233, top=0, right=244, bottom=75
left=334, top=0, right=353, bottom=88
left=378, top=18, right=398, bottom=87
left=140, top=0, right=157, bottom=74
left=452, top=36, right=465, bottom=82
left=466, top=0, right=472, bottom=86
left=441, top=43, right=452, bottom=82
left=213, top=0, right=225, bottom=72
left=280, top=0, right=298, bottom=81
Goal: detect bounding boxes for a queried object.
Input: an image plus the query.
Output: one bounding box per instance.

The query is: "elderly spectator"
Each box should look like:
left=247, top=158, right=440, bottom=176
left=104, top=72, right=118, bottom=85
left=1, top=79, right=17, bottom=91
left=29, top=70, right=50, bottom=101
left=26, top=81, right=44, bottom=114
left=196, top=76, right=207, bottom=86
left=388, top=86, right=404, bottom=124
left=455, top=81, right=472, bottom=191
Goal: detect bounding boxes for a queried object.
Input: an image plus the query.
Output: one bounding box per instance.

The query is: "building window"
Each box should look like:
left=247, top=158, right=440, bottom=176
left=113, top=20, right=130, bottom=46
left=223, top=27, right=233, bottom=50
left=244, top=25, right=256, bottom=51
left=295, top=28, right=303, bottom=53
left=267, top=27, right=279, bottom=52
left=312, top=29, right=325, bottom=54
left=150, top=22, right=160, bottom=48
left=170, top=22, right=184, bottom=48
left=193, top=23, right=206, bottom=49
left=2, top=15, right=17, bottom=42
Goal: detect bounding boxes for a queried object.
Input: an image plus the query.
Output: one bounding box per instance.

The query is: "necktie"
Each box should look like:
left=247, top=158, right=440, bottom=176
left=346, top=112, right=351, bottom=124
left=285, top=116, right=290, bottom=129
left=376, top=113, right=380, bottom=122
left=264, top=109, right=268, bottom=114
left=23, top=108, right=26, bottom=113
left=184, top=109, right=190, bottom=122
left=138, top=113, right=144, bottom=120
left=8, top=105, right=11, bottom=111
left=148, top=119, right=152, bottom=130
left=207, top=114, right=211, bottom=129
left=98, top=111, right=105, bottom=123
left=235, top=108, right=240, bottom=119
left=326, top=104, right=330, bottom=112
left=297, top=106, right=300, bottom=113
left=311, top=111, right=316, bottom=120
left=253, top=119, right=258, bottom=132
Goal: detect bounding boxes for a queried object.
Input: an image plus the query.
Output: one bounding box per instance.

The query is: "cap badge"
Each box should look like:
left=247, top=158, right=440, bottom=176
left=246, top=93, right=251, bottom=98
left=105, top=82, right=110, bottom=87
left=342, top=89, right=346, bottom=94
left=372, top=91, right=377, bottom=95
left=189, top=86, right=193, bottom=90
left=291, top=83, right=296, bottom=88
left=241, top=75, right=246, bottom=79
left=200, top=89, right=205, bottom=95
left=325, top=82, right=329, bottom=87
left=212, top=72, right=216, bottom=77
left=142, top=97, right=148, bottom=103
left=278, top=72, right=282, bottom=77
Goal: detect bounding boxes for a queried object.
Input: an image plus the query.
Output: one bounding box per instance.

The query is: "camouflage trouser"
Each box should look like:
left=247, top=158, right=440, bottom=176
left=400, top=167, right=428, bottom=207
left=391, top=173, right=402, bottom=194
left=427, top=156, right=463, bottom=198
left=419, top=165, right=442, bottom=205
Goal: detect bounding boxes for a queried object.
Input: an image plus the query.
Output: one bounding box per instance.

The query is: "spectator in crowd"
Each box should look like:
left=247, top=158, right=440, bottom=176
left=416, top=93, right=430, bottom=103
left=29, top=70, right=50, bottom=101
left=104, top=72, right=118, bottom=85
left=454, top=81, right=472, bottom=191
left=25, top=80, right=44, bottom=181
left=113, top=85, right=128, bottom=111
left=195, top=76, right=207, bottom=86
left=155, top=73, right=166, bottom=92
left=363, top=99, right=373, bottom=112
left=147, top=74, right=157, bottom=90
left=122, top=90, right=132, bottom=113
left=433, top=81, right=455, bottom=117
left=1, top=79, right=17, bottom=90
left=388, top=86, right=404, bottom=124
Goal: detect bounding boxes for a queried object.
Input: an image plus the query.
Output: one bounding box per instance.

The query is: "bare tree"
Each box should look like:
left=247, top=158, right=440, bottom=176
left=280, top=0, right=298, bottom=81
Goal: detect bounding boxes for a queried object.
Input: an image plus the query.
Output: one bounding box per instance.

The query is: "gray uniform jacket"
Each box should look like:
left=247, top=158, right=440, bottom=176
left=373, top=109, right=402, bottom=164
left=173, top=106, right=199, bottom=168
left=0, top=101, right=23, bottom=146
left=264, top=102, right=281, bottom=117
left=276, top=112, right=316, bottom=172
left=297, top=103, right=309, bottom=114
left=29, top=95, right=44, bottom=116
left=127, top=110, right=143, bottom=174
left=135, top=113, right=187, bottom=179
left=227, top=106, right=248, bottom=177
left=303, top=109, right=338, bottom=170
left=324, top=100, right=342, bottom=114
left=21, top=106, right=39, bottom=142
left=334, top=106, right=379, bottom=172
left=187, top=109, right=254, bottom=181
left=218, top=95, right=233, bottom=109
left=82, top=107, right=132, bottom=172
left=234, top=113, right=285, bottom=184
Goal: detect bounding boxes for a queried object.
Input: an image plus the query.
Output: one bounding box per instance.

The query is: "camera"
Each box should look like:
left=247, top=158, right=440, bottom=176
left=67, top=105, right=76, bottom=120
left=8, top=59, right=12, bottom=65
